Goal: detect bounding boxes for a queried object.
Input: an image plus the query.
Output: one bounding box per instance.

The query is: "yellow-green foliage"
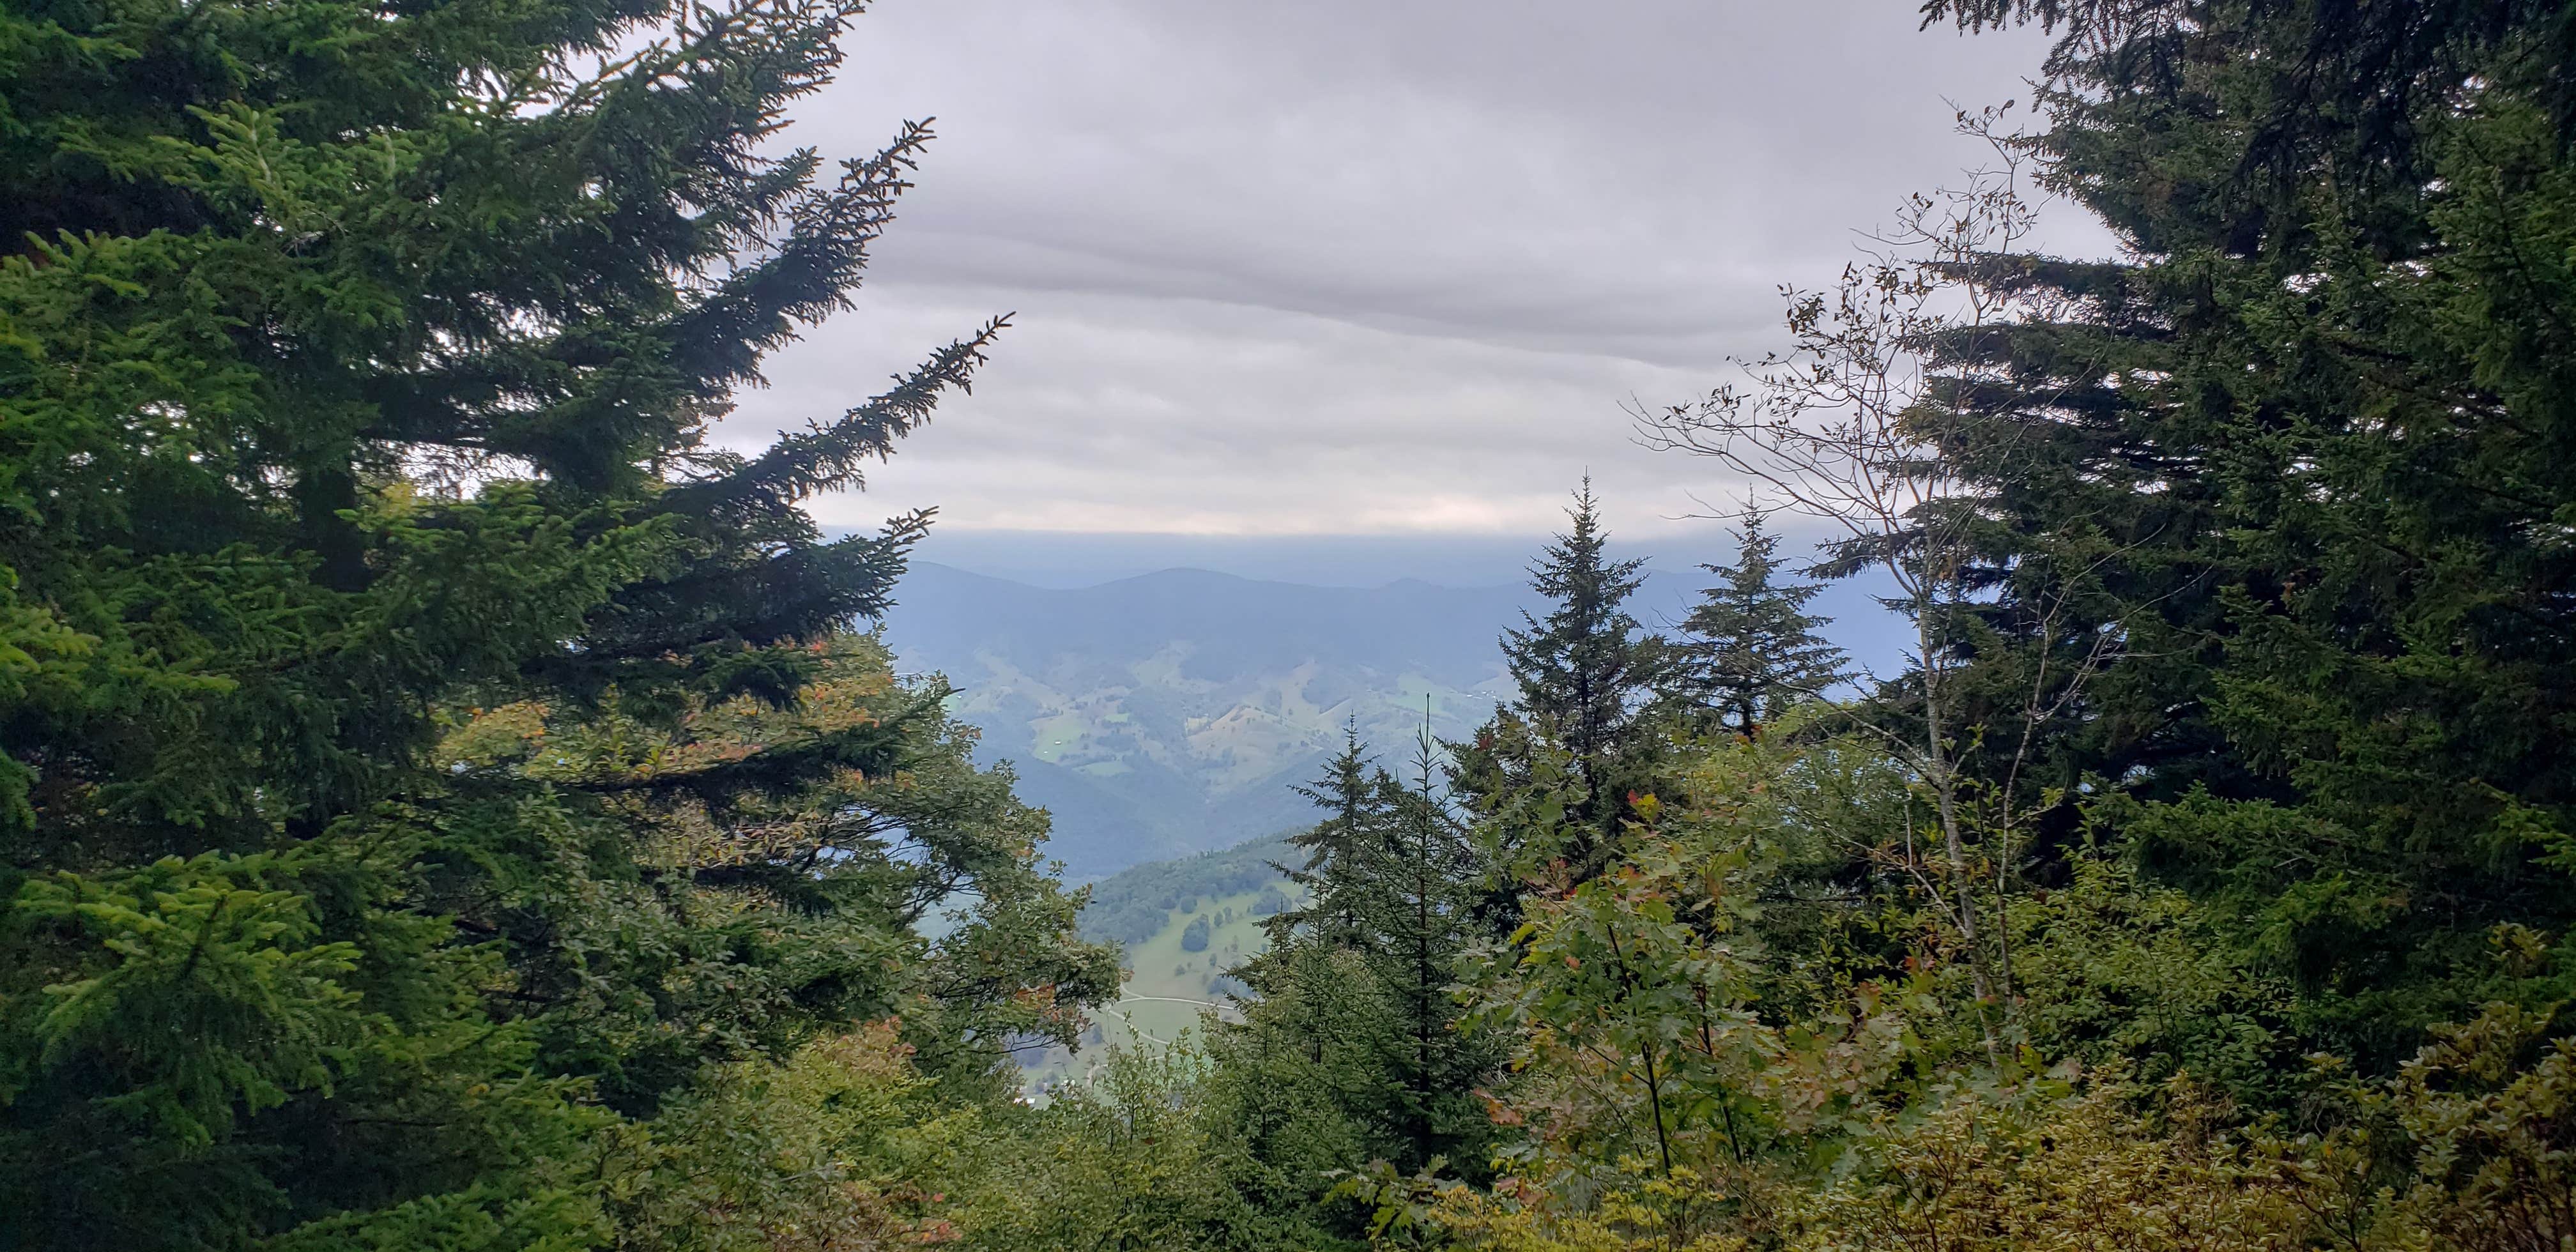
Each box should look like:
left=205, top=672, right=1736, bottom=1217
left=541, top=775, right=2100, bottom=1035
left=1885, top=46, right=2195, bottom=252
left=2380, top=1003, right=2576, bottom=1252
left=950, top=1048, right=1260, bottom=1252
left=1784, top=1083, right=2319, bottom=1252
left=1354, top=1050, right=2576, bottom=1252
left=602, top=1034, right=1275, bottom=1252
left=1347, top=722, right=2576, bottom=1252
left=606, top=1023, right=976, bottom=1252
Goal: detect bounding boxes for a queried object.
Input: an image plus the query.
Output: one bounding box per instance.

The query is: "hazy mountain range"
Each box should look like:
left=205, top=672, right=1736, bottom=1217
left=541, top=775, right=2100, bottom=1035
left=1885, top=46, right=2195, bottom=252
left=879, top=563, right=1528, bottom=879
left=873, top=533, right=1905, bottom=880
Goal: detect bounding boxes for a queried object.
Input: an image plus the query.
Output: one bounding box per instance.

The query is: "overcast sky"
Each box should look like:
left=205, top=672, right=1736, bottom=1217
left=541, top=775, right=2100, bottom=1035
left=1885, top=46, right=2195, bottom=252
left=724, top=0, right=2099, bottom=544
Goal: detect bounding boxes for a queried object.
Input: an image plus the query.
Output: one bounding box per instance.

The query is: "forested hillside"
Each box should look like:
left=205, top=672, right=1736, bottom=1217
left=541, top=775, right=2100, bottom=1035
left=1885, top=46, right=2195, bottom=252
left=1020, top=834, right=1307, bottom=1088
left=1075, top=833, right=1299, bottom=949
left=10, top=0, right=2576, bottom=1249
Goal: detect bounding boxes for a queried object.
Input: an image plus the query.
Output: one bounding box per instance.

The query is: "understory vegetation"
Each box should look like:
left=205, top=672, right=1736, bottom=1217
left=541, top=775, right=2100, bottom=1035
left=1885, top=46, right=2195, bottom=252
left=8, top=0, right=2576, bottom=1248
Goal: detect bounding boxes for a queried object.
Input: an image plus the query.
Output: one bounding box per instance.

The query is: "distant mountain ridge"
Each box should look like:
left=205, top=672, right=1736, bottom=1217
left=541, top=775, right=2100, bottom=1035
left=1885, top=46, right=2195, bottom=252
left=876, top=546, right=1905, bottom=880
left=879, top=562, right=1528, bottom=878
left=888, top=564, right=1527, bottom=688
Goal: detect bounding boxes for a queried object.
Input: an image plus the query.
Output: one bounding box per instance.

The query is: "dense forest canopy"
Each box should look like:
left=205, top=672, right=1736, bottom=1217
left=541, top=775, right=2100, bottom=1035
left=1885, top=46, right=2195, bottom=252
left=5, top=0, right=2576, bottom=1248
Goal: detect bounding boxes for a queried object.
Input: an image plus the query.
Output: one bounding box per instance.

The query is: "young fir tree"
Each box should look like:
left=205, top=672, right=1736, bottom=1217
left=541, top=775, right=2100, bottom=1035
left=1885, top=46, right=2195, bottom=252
left=1220, top=719, right=1496, bottom=1226
left=1459, top=480, right=1662, bottom=874
left=1269, top=723, right=1394, bottom=951
left=1674, top=513, right=1848, bottom=739
left=0, top=0, right=1112, bottom=1245
left=1372, top=715, right=1501, bottom=1175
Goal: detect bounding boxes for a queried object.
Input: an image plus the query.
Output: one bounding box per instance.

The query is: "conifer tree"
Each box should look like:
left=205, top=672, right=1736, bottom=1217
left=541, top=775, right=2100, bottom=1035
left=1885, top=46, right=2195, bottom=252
left=1221, top=718, right=1497, bottom=1218
left=1506, top=481, right=1657, bottom=765
left=1910, top=0, right=2576, bottom=1067
left=1466, top=480, right=1662, bottom=871
left=1673, top=513, right=1848, bottom=739
left=1269, top=724, right=1393, bottom=951
left=0, top=0, right=1111, bottom=1244
left=1374, top=715, right=1498, bottom=1173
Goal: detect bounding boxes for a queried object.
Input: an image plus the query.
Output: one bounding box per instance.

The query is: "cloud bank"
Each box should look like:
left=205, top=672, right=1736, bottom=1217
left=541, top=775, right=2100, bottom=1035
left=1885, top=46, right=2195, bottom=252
left=724, top=0, right=2097, bottom=539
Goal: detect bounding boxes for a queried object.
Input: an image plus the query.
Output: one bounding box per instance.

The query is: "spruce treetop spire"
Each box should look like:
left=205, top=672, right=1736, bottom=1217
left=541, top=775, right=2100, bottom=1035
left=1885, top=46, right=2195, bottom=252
left=1504, top=478, right=1652, bottom=740
left=1675, top=511, right=1848, bottom=739
left=1493, top=478, right=1661, bottom=859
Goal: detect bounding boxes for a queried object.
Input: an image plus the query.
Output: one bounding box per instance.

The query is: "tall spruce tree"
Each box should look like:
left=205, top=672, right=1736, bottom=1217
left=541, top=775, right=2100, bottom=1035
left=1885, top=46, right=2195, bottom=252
left=1673, top=513, right=1848, bottom=739
left=1917, top=0, right=2576, bottom=1068
left=1466, top=480, right=1662, bottom=870
left=0, top=0, right=1112, bottom=1246
left=1506, top=481, right=1657, bottom=766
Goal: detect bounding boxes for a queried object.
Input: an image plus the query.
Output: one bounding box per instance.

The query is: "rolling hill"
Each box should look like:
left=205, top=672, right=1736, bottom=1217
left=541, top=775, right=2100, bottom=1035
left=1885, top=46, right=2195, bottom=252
left=878, top=563, right=1528, bottom=878
left=875, top=543, right=1903, bottom=881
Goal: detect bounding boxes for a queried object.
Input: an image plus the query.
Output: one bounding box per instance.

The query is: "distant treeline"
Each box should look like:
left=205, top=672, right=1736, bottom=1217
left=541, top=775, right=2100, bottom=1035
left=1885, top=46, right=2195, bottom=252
left=1077, top=834, right=1296, bottom=947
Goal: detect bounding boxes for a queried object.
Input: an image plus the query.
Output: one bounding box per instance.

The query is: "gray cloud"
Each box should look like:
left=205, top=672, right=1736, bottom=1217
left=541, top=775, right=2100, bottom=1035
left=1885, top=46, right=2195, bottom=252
left=721, top=0, right=2101, bottom=538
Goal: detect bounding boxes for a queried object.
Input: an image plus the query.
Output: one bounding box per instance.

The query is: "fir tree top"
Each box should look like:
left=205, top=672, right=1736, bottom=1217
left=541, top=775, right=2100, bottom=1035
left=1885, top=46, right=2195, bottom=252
left=1676, top=512, right=1848, bottom=739
left=1485, top=479, right=1663, bottom=862
left=1273, top=723, right=1394, bottom=950
left=1501, top=478, right=1655, bottom=761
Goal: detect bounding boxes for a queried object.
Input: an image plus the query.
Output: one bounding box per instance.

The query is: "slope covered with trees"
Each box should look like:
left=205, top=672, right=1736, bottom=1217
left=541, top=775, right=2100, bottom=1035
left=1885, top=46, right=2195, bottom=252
left=11, top=0, right=2576, bottom=1249
left=1075, top=832, right=1298, bottom=949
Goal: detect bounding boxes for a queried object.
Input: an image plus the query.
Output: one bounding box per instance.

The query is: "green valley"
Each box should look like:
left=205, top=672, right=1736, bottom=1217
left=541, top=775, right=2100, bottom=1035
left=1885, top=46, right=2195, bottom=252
left=1023, top=834, right=1307, bottom=1087
left=881, top=565, right=1524, bottom=878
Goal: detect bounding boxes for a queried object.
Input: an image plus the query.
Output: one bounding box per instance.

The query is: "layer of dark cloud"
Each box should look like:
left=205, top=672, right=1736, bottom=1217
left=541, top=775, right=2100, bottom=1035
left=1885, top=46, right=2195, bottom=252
left=722, top=0, right=2103, bottom=538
